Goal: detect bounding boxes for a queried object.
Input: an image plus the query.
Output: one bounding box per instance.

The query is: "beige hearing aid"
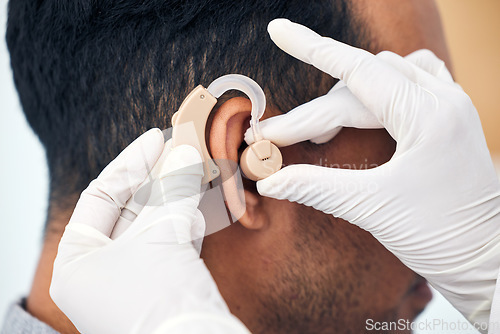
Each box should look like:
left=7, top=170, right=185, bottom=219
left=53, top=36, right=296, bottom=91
left=171, top=74, right=282, bottom=183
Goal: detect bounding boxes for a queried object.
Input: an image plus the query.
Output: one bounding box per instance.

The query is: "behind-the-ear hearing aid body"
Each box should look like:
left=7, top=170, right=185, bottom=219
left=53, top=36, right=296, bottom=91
left=171, top=74, right=282, bottom=183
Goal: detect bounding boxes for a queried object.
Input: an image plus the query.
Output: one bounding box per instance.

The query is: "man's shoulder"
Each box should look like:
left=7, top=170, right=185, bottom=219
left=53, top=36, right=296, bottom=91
left=1, top=299, right=60, bottom=334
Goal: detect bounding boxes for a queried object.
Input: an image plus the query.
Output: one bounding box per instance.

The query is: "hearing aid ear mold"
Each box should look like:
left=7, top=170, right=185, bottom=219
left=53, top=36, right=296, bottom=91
left=240, top=139, right=282, bottom=181
left=171, top=74, right=282, bottom=184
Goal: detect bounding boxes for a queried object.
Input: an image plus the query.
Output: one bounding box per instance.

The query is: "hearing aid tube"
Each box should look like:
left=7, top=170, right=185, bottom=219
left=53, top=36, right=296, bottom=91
left=207, top=74, right=266, bottom=142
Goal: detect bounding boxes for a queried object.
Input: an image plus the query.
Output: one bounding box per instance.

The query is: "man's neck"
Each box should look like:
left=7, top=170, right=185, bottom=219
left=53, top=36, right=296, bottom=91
left=26, top=214, right=79, bottom=334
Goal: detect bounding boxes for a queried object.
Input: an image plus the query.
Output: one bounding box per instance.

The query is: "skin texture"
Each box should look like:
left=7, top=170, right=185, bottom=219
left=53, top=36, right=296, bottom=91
left=355, top=0, right=451, bottom=67
left=25, top=1, right=451, bottom=333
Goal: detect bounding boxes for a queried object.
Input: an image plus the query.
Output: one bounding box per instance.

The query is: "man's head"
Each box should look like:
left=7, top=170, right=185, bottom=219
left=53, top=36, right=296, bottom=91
left=6, top=0, right=361, bottom=227
left=7, top=0, right=449, bottom=333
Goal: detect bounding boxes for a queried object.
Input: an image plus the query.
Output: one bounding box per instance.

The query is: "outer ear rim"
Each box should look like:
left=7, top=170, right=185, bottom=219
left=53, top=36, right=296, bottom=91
left=209, top=97, right=267, bottom=230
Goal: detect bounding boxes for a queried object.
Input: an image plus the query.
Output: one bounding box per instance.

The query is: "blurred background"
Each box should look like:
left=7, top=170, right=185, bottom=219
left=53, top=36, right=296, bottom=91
left=436, top=0, right=500, bottom=163
left=0, top=0, right=498, bottom=332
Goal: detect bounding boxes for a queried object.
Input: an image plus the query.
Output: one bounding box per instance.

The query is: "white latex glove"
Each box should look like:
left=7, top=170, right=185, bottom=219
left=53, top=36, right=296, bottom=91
left=245, top=19, right=500, bottom=330
left=50, top=128, right=249, bottom=334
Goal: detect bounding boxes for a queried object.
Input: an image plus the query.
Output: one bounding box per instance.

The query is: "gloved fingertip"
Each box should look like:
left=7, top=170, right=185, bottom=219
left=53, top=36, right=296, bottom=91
left=132, top=128, right=165, bottom=152
left=163, top=145, right=204, bottom=177
left=267, top=18, right=292, bottom=36
left=256, top=173, right=281, bottom=198
left=243, top=127, right=255, bottom=145
left=148, top=127, right=165, bottom=142
left=171, top=144, right=203, bottom=163
left=256, top=179, right=272, bottom=197
left=310, top=127, right=342, bottom=144
left=268, top=18, right=321, bottom=45
left=406, top=49, right=437, bottom=61
left=134, top=128, right=167, bottom=160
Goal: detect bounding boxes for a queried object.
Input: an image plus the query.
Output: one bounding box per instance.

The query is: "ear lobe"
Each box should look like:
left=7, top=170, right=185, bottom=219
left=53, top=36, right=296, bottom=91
left=209, top=97, right=265, bottom=230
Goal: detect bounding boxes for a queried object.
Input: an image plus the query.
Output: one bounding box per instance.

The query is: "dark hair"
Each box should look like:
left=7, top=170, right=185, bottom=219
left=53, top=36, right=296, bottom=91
left=6, top=0, right=367, bottom=223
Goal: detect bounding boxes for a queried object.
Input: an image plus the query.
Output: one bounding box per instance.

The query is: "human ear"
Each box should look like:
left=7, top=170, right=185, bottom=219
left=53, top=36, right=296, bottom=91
left=209, top=97, right=264, bottom=230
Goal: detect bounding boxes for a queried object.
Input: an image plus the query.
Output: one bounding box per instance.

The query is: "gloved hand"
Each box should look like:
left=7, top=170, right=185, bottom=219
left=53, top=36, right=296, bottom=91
left=246, top=19, right=500, bottom=329
left=50, top=128, right=249, bottom=334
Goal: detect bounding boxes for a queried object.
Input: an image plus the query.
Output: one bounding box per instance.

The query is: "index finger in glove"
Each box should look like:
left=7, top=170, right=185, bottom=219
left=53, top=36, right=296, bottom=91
left=69, top=128, right=165, bottom=237
left=267, top=19, right=429, bottom=139
left=244, top=85, right=380, bottom=147
left=244, top=48, right=453, bottom=147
